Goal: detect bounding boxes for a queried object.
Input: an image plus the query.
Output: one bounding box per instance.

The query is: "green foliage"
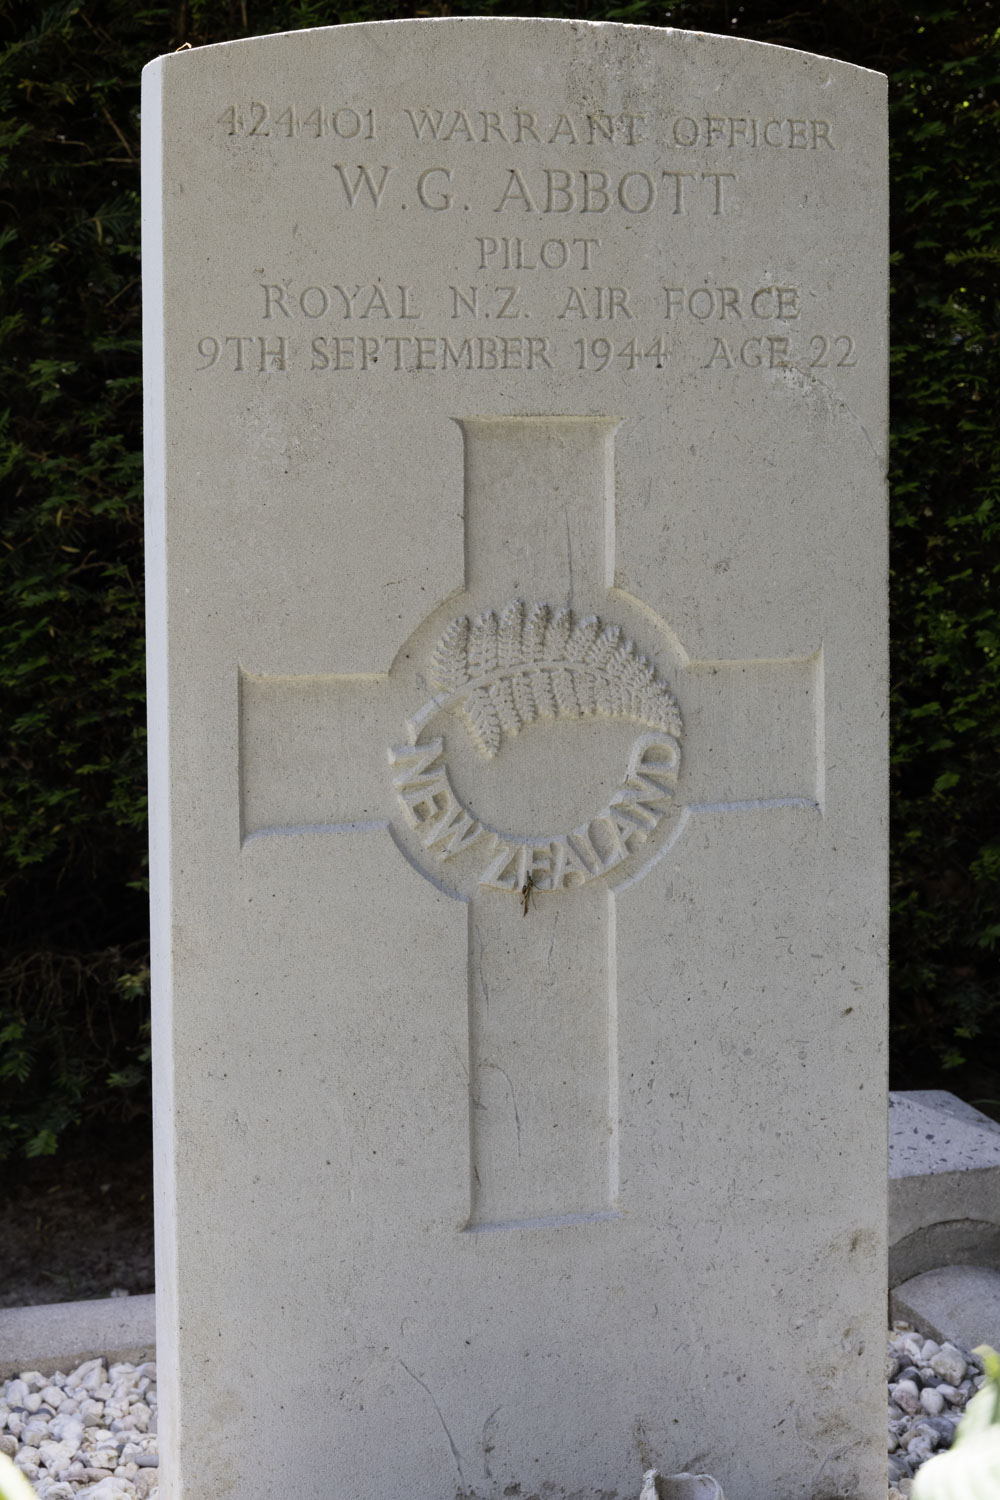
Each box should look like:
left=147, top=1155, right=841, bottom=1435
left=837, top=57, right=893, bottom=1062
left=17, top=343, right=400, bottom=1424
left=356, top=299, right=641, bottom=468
left=1, top=0, right=998, bottom=1155
left=0, top=1448, right=39, bottom=1500
left=883, top=19, right=1000, bottom=1095
left=0, top=0, right=153, bottom=1156
left=913, top=1347, right=1000, bottom=1500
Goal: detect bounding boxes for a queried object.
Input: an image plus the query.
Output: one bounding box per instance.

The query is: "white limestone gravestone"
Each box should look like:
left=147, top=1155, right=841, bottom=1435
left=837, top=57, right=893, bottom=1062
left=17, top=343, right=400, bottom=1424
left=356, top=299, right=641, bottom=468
left=143, top=20, right=887, bottom=1500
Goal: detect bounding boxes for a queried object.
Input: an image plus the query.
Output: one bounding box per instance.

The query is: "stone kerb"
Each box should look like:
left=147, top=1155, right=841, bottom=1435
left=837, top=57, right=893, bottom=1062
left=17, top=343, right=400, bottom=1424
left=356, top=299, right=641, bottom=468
left=890, top=1091, right=1000, bottom=1287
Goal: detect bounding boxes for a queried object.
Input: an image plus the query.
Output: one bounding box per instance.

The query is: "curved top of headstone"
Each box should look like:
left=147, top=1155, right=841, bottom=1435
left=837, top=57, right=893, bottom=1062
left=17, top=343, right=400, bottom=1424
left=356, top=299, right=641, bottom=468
left=146, top=15, right=885, bottom=79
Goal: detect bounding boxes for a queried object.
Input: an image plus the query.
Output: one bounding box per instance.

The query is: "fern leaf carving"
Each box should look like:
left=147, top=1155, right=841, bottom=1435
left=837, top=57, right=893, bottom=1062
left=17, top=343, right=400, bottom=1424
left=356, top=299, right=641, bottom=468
left=468, top=610, right=499, bottom=677
left=574, top=668, right=599, bottom=717
left=430, top=615, right=469, bottom=693
left=428, top=598, right=682, bottom=759
left=511, top=671, right=537, bottom=725
left=551, top=665, right=579, bottom=717
left=491, top=676, right=521, bottom=733
left=524, top=602, right=550, bottom=661
left=497, top=599, right=524, bottom=667
left=530, top=665, right=558, bottom=722
left=461, top=685, right=501, bottom=758
left=568, top=615, right=601, bottom=663
left=546, top=607, right=572, bottom=659
left=587, top=623, right=621, bottom=672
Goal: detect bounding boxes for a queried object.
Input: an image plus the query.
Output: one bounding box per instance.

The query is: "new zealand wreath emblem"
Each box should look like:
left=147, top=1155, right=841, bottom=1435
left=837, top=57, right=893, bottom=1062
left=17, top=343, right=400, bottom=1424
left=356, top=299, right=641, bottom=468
left=389, top=599, right=683, bottom=896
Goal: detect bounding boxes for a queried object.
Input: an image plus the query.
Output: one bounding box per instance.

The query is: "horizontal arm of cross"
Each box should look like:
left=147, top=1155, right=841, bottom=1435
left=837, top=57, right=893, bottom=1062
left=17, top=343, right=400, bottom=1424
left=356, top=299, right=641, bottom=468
left=240, top=669, right=401, bottom=840
left=240, top=643, right=823, bottom=846
left=677, top=649, right=823, bottom=813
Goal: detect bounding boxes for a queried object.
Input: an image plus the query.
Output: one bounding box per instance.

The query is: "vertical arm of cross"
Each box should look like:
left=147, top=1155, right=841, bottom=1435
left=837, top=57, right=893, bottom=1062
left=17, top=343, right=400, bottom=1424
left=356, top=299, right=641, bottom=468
left=466, top=885, right=619, bottom=1230
left=452, top=416, right=627, bottom=1229
left=459, top=415, right=618, bottom=605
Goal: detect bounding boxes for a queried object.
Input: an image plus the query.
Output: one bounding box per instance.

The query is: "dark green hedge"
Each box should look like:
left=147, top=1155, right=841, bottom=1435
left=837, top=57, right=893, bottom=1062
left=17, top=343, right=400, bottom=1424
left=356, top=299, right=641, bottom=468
left=1, top=0, right=997, bottom=1156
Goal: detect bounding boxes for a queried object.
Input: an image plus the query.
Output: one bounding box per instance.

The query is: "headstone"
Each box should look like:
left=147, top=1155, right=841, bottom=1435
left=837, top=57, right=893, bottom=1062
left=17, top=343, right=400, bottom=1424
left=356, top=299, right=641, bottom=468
left=142, top=20, right=888, bottom=1500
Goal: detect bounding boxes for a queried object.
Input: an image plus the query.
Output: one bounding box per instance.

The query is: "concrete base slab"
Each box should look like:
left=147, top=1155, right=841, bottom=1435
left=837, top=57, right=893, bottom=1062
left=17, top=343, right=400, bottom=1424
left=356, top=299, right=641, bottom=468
left=896, top=1091, right=1000, bottom=1134
left=891, top=1264, right=1000, bottom=1350
left=890, top=1092, right=1000, bottom=1179
left=889, top=1091, right=1000, bottom=1285
left=0, top=1294, right=155, bottom=1379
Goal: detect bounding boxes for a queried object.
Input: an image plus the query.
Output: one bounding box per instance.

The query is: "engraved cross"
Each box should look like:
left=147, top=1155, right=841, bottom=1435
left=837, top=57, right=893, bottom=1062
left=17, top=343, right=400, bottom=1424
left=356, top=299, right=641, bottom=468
left=240, top=417, right=821, bottom=1230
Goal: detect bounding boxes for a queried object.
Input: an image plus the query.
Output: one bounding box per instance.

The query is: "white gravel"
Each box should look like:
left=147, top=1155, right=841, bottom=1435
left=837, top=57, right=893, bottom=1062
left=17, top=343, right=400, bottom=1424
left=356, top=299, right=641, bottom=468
left=0, top=1326, right=985, bottom=1498
left=1, top=1358, right=157, bottom=1499
left=886, top=1323, right=984, bottom=1499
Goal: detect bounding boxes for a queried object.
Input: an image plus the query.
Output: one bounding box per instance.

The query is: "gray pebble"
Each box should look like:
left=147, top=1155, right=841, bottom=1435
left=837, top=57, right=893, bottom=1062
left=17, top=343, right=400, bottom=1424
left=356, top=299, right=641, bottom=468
left=930, top=1346, right=967, bottom=1385
left=891, top=1380, right=921, bottom=1416
left=883, top=1330, right=988, bottom=1484
left=50, top=1415, right=84, bottom=1446
left=888, top=1454, right=912, bottom=1483
left=920, top=1387, right=945, bottom=1415
left=904, top=1423, right=940, bottom=1451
